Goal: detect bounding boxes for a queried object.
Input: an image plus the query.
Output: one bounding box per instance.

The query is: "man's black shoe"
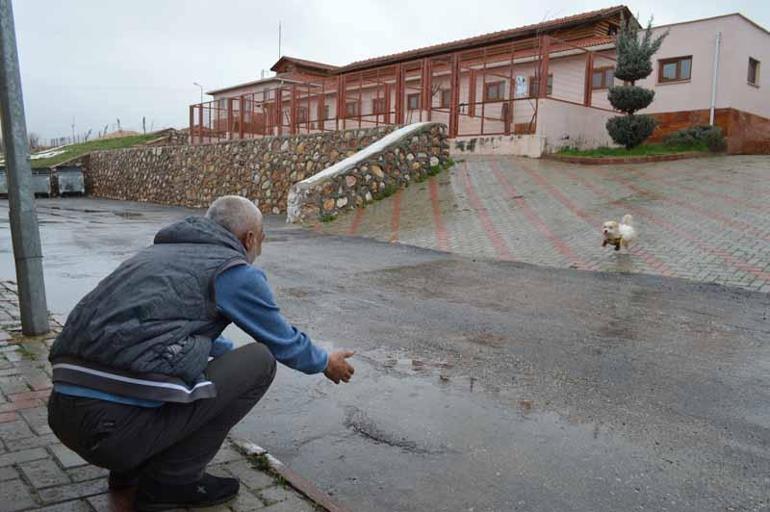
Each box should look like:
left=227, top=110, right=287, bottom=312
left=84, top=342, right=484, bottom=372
left=134, top=473, right=240, bottom=511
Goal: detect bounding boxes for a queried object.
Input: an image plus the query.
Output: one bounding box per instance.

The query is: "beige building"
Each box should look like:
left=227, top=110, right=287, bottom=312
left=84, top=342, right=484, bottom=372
left=192, top=6, right=770, bottom=155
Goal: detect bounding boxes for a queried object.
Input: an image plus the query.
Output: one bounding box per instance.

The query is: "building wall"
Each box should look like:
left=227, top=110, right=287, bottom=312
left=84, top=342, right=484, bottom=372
left=639, top=15, right=770, bottom=120
left=536, top=98, right=616, bottom=152
left=720, top=16, right=770, bottom=118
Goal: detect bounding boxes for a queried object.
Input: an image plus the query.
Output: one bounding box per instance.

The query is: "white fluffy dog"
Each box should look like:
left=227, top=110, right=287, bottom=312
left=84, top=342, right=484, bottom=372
left=602, top=214, right=637, bottom=251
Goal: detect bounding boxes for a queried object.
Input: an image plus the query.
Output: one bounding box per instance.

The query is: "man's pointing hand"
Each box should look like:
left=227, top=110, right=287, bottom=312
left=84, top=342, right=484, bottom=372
left=324, top=350, right=355, bottom=384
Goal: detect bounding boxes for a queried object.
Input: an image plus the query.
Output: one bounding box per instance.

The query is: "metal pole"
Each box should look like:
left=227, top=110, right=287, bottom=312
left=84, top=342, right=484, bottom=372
left=0, top=0, right=49, bottom=335
left=709, top=31, right=721, bottom=126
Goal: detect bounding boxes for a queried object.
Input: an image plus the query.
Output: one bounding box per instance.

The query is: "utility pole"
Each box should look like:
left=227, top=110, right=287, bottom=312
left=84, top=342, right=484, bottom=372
left=0, top=0, right=49, bottom=335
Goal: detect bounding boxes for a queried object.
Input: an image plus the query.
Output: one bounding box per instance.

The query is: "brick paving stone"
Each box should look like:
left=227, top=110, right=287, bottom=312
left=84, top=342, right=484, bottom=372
left=1, top=478, right=38, bottom=511
left=0, top=374, right=31, bottom=394
left=20, top=458, right=71, bottom=488
left=37, top=478, right=107, bottom=504
left=258, top=485, right=291, bottom=505
left=35, top=500, right=92, bottom=512
left=9, top=389, right=52, bottom=402
left=21, top=405, right=53, bottom=436
left=0, top=447, right=49, bottom=467
left=0, top=411, right=18, bottom=423
left=49, top=444, right=89, bottom=469
left=67, top=464, right=109, bottom=483
left=225, top=460, right=276, bottom=491
left=6, top=433, right=59, bottom=452
left=0, top=465, right=19, bottom=480
left=211, top=445, right=243, bottom=465
left=261, top=494, right=318, bottom=512
left=0, top=397, right=44, bottom=413
left=0, top=418, right=34, bottom=440
left=229, top=488, right=267, bottom=511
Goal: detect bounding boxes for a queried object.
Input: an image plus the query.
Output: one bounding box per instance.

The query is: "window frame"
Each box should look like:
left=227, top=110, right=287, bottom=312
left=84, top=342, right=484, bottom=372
left=407, top=93, right=421, bottom=111
left=528, top=74, right=553, bottom=97
left=297, top=106, right=308, bottom=123
left=658, top=56, right=692, bottom=83
left=439, top=89, right=451, bottom=109
left=748, top=57, right=760, bottom=86
left=345, top=101, right=359, bottom=118
left=484, top=81, right=506, bottom=102
left=372, top=97, right=387, bottom=115
left=591, top=66, right=615, bottom=90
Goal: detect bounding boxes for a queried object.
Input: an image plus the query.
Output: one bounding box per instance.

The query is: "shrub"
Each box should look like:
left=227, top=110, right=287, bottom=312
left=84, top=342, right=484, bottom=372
left=606, top=115, right=658, bottom=150
left=607, top=86, right=655, bottom=114
left=663, top=125, right=726, bottom=152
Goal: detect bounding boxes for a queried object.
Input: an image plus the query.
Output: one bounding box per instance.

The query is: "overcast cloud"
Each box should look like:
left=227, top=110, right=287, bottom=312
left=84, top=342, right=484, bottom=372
left=11, top=0, right=770, bottom=141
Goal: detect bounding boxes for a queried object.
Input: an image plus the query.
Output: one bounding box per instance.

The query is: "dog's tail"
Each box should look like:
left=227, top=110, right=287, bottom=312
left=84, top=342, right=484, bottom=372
left=622, top=214, right=633, bottom=226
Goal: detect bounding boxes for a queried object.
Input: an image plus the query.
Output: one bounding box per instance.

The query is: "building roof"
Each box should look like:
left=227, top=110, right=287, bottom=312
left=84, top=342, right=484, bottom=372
left=209, top=5, right=631, bottom=96
left=652, top=12, right=770, bottom=36
left=337, top=5, right=633, bottom=72
left=205, top=75, right=303, bottom=95
left=270, top=56, right=339, bottom=73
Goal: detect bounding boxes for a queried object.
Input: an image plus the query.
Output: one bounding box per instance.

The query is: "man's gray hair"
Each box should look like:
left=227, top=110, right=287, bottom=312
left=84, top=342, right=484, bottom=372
left=205, top=196, right=262, bottom=237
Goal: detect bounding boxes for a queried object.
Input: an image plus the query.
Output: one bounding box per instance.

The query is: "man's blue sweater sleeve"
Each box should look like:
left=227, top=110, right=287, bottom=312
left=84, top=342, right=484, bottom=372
left=214, top=265, right=328, bottom=374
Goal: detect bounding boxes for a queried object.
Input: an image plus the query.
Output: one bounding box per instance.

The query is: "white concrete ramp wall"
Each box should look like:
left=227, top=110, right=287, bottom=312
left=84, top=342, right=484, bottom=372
left=287, top=122, right=449, bottom=223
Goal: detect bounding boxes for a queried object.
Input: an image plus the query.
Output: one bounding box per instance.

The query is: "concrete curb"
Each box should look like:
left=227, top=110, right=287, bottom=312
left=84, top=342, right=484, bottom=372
left=231, top=437, right=352, bottom=512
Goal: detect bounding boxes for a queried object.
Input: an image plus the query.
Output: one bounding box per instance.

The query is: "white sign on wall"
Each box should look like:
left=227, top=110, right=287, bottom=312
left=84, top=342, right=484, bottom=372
left=515, top=75, right=528, bottom=98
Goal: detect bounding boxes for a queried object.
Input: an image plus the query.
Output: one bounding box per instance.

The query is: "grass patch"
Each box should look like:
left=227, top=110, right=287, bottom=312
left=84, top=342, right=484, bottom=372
left=557, top=142, right=708, bottom=158
left=24, top=134, right=159, bottom=168
left=249, top=453, right=288, bottom=487
left=319, top=212, right=337, bottom=223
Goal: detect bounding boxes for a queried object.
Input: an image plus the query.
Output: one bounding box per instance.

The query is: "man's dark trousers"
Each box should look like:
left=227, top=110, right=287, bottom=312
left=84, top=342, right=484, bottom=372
left=48, top=343, right=276, bottom=483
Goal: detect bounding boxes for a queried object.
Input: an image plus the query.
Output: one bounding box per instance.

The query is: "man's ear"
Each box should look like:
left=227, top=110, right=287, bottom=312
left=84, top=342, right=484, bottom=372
left=240, top=231, right=252, bottom=250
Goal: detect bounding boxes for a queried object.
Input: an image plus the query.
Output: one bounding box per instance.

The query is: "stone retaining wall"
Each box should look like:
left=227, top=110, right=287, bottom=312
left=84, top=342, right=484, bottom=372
left=287, top=122, right=449, bottom=223
left=85, top=126, right=396, bottom=212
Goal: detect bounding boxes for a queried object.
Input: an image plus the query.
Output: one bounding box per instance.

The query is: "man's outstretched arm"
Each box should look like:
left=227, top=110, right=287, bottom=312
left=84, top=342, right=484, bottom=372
left=214, top=265, right=354, bottom=382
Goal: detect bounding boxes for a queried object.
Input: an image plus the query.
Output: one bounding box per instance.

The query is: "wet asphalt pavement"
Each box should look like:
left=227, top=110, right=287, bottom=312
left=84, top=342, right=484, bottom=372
left=2, top=198, right=769, bottom=512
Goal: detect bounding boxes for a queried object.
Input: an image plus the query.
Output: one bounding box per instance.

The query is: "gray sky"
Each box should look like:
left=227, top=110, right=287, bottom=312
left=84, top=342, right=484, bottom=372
left=13, top=0, right=770, bottom=142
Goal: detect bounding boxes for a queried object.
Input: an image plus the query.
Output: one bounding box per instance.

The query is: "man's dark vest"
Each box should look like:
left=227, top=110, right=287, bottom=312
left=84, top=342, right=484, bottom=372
left=49, top=216, right=248, bottom=402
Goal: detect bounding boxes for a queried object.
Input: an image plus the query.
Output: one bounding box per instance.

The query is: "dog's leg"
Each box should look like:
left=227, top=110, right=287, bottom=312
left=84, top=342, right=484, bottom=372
left=614, top=241, right=620, bottom=251
left=602, top=239, right=608, bottom=247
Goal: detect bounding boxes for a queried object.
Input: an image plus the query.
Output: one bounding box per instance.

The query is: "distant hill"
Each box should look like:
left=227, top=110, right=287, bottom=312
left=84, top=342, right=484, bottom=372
left=1, top=132, right=166, bottom=169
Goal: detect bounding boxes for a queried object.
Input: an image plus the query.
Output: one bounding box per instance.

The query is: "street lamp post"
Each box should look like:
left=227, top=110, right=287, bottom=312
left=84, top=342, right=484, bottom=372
left=193, top=82, right=203, bottom=104
left=0, top=0, right=49, bottom=335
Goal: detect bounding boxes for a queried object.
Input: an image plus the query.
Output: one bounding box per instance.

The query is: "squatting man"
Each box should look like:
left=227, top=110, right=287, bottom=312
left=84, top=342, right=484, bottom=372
left=47, top=195, right=355, bottom=511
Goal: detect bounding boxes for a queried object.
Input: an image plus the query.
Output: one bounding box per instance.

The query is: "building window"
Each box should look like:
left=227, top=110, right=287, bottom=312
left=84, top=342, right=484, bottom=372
left=297, top=107, right=308, bottom=123
left=323, top=105, right=330, bottom=120
left=345, top=101, right=359, bottom=118
left=407, top=93, right=420, bottom=111
left=658, top=56, right=692, bottom=83
left=440, top=89, right=451, bottom=109
left=528, top=74, right=553, bottom=97
left=372, top=97, right=386, bottom=114
left=592, top=67, right=615, bottom=90
left=748, top=57, right=760, bottom=86
left=484, top=81, right=505, bottom=101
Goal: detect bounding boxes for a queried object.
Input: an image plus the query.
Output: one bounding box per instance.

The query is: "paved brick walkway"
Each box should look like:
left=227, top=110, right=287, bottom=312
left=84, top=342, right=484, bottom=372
left=317, top=155, right=770, bottom=292
left=0, top=281, right=322, bottom=512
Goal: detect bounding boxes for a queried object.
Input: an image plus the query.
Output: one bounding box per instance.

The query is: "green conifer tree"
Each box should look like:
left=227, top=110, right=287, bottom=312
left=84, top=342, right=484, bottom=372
left=606, top=17, right=668, bottom=149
